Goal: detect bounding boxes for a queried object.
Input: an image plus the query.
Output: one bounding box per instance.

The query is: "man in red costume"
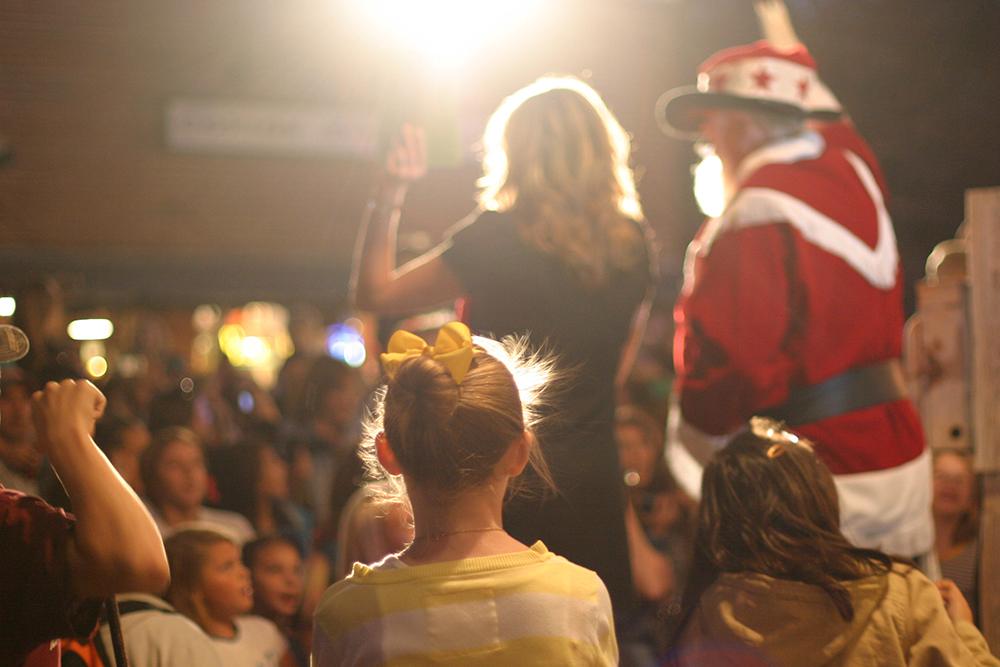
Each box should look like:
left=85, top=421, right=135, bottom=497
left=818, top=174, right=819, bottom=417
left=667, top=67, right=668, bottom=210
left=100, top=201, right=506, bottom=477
left=658, top=3, right=932, bottom=559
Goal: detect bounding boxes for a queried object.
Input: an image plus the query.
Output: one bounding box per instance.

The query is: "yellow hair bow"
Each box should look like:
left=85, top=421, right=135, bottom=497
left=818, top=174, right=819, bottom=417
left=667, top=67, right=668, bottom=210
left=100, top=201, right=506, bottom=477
left=380, top=322, right=475, bottom=385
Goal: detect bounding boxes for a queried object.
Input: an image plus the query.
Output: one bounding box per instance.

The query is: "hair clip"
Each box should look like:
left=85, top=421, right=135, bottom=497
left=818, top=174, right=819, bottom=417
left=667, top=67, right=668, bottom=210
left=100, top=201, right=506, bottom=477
left=750, top=416, right=813, bottom=457
left=380, top=322, right=475, bottom=385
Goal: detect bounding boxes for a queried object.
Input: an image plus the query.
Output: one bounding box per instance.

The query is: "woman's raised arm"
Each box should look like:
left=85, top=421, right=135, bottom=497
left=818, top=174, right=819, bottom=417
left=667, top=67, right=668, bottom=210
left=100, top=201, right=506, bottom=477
left=350, top=124, right=465, bottom=316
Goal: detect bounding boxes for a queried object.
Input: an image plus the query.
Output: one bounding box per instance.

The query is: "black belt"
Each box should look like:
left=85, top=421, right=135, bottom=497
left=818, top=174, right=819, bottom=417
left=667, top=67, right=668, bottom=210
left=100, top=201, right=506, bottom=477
left=759, top=359, right=909, bottom=427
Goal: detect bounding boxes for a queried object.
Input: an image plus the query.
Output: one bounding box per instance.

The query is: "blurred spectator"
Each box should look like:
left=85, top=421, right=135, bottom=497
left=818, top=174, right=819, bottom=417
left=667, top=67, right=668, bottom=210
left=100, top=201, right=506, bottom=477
left=313, top=445, right=365, bottom=568
left=102, top=374, right=158, bottom=424
left=94, top=416, right=151, bottom=495
left=617, top=407, right=696, bottom=569
left=164, top=528, right=289, bottom=667
left=333, top=481, right=412, bottom=581
left=139, top=427, right=255, bottom=546
left=209, top=439, right=312, bottom=557
left=148, top=386, right=199, bottom=436
left=0, top=367, right=41, bottom=495
left=272, top=303, right=326, bottom=421
left=286, top=356, right=363, bottom=524
left=244, top=536, right=311, bottom=667
left=11, top=277, right=82, bottom=384
left=934, top=449, right=980, bottom=624
left=1, top=336, right=169, bottom=667
left=617, top=406, right=696, bottom=661
left=215, top=361, right=282, bottom=444
left=209, top=439, right=332, bottom=635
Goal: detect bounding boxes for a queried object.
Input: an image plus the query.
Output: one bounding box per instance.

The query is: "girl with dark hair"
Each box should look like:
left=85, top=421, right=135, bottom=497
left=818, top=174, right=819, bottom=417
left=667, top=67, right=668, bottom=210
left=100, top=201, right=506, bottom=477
left=352, top=75, right=656, bottom=618
left=312, top=323, right=617, bottom=666
left=669, top=417, right=998, bottom=667
left=210, top=438, right=312, bottom=557
left=244, top=536, right=311, bottom=667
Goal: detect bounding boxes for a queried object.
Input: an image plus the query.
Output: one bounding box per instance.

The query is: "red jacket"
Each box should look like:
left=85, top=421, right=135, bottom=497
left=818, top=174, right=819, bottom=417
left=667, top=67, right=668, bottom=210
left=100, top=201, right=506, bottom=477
left=673, top=121, right=924, bottom=476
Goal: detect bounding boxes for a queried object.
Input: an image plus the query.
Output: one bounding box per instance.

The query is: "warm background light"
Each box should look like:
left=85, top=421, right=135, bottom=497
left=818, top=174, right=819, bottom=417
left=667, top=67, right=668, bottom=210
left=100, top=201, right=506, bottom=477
left=216, top=303, right=294, bottom=388
left=67, top=318, right=114, bottom=341
left=86, top=356, right=108, bottom=378
left=348, top=0, right=540, bottom=67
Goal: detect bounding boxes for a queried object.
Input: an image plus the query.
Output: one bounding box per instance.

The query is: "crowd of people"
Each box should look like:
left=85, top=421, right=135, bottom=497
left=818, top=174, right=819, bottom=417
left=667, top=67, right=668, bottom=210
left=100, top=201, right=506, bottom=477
left=1, top=1, right=995, bottom=666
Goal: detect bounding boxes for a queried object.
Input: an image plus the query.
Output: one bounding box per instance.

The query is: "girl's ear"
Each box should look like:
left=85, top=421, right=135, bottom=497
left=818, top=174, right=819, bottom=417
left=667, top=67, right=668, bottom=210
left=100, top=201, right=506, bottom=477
left=502, top=431, right=532, bottom=477
left=375, top=431, right=402, bottom=476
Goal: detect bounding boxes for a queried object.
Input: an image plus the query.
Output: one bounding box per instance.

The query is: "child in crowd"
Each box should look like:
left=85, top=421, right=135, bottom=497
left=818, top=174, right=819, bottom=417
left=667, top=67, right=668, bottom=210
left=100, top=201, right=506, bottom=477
left=669, top=417, right=997, bottom=667
left=334, top=480, right=413, bottom=581
left=140, top=427, right=255, bottom=545
left=244, top=536, right=311, bottom=667
left=933, top=449, right=980, bottom=624
left=312, top=323, right=618, bottom=666
left=211, top=439, right=313, bottom=556
left=164, top=528, right=292, bottom=667
left=617, top=406, right=696, bottom=583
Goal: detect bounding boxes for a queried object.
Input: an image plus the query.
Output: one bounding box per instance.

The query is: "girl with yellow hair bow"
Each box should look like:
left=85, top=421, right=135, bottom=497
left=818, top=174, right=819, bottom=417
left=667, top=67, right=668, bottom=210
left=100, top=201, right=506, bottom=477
left=312, top=324, right=618, bottom=665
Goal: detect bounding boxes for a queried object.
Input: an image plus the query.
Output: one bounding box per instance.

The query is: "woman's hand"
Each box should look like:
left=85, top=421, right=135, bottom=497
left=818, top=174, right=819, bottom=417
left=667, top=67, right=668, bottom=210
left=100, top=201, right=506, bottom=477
left=936, top=579, right=974, bottom=624
left=383, top=123, right=427, bottom=187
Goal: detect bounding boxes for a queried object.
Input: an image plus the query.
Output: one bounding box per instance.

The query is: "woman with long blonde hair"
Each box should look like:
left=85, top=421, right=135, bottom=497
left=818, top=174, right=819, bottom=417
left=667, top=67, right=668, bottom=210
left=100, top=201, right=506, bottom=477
left=351, top=76, right=656, bottom=616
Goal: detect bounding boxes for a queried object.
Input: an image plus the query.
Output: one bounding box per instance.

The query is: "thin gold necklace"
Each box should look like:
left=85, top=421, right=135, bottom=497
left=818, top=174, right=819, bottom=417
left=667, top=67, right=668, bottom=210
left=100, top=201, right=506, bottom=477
left=412, top=526, right=504, bottom=541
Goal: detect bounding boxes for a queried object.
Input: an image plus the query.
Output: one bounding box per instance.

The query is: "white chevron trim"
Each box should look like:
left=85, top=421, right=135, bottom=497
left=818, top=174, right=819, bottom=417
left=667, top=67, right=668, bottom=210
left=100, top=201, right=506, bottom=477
left=698, top=150, right=899, bottom=290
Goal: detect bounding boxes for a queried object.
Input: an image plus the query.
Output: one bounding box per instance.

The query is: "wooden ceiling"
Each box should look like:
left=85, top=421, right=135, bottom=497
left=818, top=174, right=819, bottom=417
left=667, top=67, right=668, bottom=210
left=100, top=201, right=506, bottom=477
left=1, top=0, right=998, bottom=312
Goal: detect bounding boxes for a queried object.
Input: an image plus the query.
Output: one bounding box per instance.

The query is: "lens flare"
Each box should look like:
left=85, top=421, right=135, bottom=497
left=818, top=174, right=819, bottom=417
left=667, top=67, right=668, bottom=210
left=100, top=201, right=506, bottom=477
left=86, top=356, right=108, bottom=378
left=350, top=0, right=539, bottom=67
left=326, top=323, right=367, bottom=368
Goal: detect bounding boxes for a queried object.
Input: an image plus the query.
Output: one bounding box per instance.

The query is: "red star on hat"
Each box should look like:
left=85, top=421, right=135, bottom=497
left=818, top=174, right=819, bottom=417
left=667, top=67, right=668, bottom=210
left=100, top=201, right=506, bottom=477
left=752, top=68, right=773, bottom=90
left=797, top=77, right=810, bottom=100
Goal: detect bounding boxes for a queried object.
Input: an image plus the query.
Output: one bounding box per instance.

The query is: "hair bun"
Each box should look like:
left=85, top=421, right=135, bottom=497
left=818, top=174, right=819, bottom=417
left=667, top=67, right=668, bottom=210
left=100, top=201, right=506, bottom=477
left=389, top=355, right=460, bottom=425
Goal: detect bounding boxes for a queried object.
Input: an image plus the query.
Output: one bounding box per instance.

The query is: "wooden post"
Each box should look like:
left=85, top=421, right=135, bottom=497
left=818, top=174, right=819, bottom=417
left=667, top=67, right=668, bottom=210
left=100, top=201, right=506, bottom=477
left=967, top=186, right=1000, bottom=649
left=903, top=249, right=971, bottom=451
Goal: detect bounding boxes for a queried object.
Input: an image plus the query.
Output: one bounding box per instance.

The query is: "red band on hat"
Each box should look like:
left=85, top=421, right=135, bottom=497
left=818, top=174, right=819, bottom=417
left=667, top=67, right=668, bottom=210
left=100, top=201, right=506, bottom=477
left=698, top=40, right=816, bottom=74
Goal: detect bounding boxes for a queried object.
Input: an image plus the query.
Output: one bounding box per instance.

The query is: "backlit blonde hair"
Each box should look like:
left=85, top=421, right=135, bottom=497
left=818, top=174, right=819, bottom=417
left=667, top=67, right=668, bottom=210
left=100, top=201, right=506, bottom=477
left=478, top=77, right=646, bottom=288
left=364, top=334, right=556, bottom=501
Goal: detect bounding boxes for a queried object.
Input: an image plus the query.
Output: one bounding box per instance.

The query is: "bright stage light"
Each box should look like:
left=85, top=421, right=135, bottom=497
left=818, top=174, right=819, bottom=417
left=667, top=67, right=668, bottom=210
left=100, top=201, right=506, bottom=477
left=68, top=319, right=114, bottom=341
left=352, top=0, right=538, bottom=67
left=0, top=297, right=15, bottom=317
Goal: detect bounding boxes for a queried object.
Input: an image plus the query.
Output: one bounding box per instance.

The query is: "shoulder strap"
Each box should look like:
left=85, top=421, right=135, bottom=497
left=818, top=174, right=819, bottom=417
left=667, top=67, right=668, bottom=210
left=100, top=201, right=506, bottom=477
left=101, top=597, right=130, bottom=667
left=94, top=598, right=179, bottom=666
left=114, top=599, right=177, bottom=615
left=93, top=630, right=113, bottom=667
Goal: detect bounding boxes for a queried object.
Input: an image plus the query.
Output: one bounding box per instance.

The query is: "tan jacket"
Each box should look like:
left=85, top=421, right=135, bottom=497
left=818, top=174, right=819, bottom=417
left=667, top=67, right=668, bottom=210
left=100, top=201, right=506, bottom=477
left=679, top=563, right=998, bottom=667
